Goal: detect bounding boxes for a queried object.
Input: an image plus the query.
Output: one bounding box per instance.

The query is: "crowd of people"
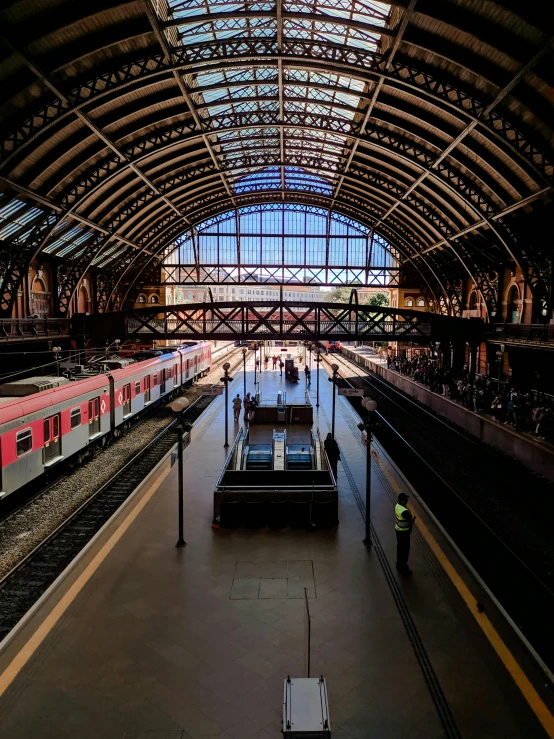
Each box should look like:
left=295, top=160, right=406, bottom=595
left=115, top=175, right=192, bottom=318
left=387, top=354, right=554, bottom=441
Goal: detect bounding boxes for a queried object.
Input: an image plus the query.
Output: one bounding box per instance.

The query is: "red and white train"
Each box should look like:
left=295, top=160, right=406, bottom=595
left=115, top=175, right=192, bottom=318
left=0, top=342, right=212, bottom=499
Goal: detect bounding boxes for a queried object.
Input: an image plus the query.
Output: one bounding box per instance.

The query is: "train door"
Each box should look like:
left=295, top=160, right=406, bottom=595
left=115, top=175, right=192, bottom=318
left=144, top=375, right=151, bottom=403
left=88, top=397, right=100, bottom=438
left=122, top=383, right=131, bottom=416
left=43, top=414, right=61, bottom=464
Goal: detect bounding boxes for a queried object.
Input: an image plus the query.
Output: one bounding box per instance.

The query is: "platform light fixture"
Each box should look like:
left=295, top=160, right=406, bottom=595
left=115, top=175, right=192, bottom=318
left=241, top=347, right=247, bottom=396
left=329, top=363, right=339, bottom=437
left=359, top=396, right=378, bottom=545
left=221, top=362, right=233, bottom=448
left=314, top=349, right=322, bottom=408
left=171, top=395, right=191, bottom=548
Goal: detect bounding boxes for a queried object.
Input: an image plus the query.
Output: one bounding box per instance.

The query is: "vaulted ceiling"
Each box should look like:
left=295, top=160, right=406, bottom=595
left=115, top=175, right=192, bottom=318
left=0, top=0, right=552, bottom=317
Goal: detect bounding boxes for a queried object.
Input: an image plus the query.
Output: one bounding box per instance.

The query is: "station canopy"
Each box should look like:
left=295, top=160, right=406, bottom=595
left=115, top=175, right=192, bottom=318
left=0, top=0, right=551, bottom=316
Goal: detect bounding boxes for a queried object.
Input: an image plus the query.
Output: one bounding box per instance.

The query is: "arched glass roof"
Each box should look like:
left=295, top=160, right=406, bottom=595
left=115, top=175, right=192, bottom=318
left=162, top=202, right=399, bottom=286
left=0, top=0, right=550, bottom=317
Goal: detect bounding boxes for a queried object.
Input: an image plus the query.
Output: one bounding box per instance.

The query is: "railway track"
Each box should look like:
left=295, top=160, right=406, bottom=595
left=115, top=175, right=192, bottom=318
left=322, top=351, right=554, bottom=675
left=0, top=348, right=245, bottom=643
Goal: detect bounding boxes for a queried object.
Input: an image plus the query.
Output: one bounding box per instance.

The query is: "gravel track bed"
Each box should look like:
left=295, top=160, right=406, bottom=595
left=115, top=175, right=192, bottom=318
left=0, top=348, right=242, bottom=579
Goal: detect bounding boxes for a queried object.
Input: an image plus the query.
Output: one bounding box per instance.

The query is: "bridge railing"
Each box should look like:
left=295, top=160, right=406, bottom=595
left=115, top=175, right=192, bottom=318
left=0, top=317, right=70, bottom=342
left=486, top=323, right=554, bottom=344
left=128, top=318, right=433, bottom=337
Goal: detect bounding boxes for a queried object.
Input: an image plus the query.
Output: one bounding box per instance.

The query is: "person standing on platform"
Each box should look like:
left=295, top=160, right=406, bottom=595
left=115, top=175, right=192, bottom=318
left=243, top=392, right=250, bottom=421
left=264, top=356, right=269, bottom=371
left=255, top=358, right=260, bottom=373
left=249, top=394, right=258, bottom=423
left=232, top=393, right=242, bottom=422
left=279, top=359, right=284, bottom=376
left=273, top=355, right=278, bottom=370
left=395, top=493, right=416, bottom=575
left=324, top=433, right=340, bottom=479
left=304, top=365, right=311, bottom=385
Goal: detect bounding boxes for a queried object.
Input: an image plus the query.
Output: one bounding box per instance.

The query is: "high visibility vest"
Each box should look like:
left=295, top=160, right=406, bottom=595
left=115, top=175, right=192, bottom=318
left=395, top=504, right=412, bottom=532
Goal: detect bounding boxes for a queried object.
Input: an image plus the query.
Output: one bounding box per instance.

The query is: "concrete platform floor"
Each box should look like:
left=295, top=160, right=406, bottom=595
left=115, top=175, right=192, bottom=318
left=0, top=353, right=548, bottom=739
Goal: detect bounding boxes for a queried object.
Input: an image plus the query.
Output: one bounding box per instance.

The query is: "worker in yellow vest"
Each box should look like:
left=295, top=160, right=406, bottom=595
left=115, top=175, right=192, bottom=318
left=395, top=493, right=416, bottom=575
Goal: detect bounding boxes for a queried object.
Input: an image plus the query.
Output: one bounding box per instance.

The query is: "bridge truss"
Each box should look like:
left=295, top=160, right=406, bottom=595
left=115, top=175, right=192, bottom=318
left=77, top=301, right=482, bottom=344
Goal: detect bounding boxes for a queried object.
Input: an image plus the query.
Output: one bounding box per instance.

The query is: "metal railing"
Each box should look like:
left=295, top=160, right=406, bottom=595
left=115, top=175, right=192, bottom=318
left=487, top=323, right=554, bottom=344
left=0, top=317, right=70, bottom=341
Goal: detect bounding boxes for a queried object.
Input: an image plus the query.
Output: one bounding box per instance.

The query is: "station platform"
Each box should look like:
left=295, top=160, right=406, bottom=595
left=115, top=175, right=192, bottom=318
left=342, top=345, right=554, bottom=483
left=0, top=354, right=552, bottom=739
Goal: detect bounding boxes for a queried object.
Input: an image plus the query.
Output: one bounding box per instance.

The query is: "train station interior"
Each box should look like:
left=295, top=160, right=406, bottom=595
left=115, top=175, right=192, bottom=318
left=0, top=1, right=552, bottom=737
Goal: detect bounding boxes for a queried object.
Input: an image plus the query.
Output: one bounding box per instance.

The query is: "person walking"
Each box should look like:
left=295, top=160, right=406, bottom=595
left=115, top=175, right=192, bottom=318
left=279, top=359, right=284, bottom=376
left=395, top=493, right=416, bottom=575
left=232, top=393, right=242, bottom=422
left=243, top=392, right=251, bottom=422
left=323, top=432, right=340, bottom=479
left=255, top=358, right=260, bottom=373
left=273, top=355, right=278, bottom=370
left=264, top=356, right=269, bottom=371
left=304, top=365, right=311, bottom=385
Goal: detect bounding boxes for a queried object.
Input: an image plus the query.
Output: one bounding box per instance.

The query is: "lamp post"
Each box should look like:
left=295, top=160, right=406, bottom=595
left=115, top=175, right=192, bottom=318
left=170, top=396, right=191, bottom=548
left=254, top=344, right=257, bottom=386
left=329, top=363, right=339, bottom=437
left=496, top=348, right=504, bottom=392
left=51, top=346, right=62, bottom=376
left=314, top=349, right=322, bottom=408
left=241, top=347, right=247, bottom=397
left=221, top=362, right=232, bottom=447
left=359, top=397, right=378, bottom=546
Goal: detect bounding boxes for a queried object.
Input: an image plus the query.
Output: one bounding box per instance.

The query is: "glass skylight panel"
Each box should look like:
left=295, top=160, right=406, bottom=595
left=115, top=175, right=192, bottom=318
left=0, top=199, right=43, bottom=241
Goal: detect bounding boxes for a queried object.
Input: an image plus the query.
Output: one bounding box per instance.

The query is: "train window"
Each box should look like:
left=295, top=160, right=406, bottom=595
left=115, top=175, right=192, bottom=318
left=16, top=428, right=33, bottom=456
left=70, top=408, right=81, bottom=429
left=153, top=373, right=158, bottom=386
left=135, top=381, right=141, bottom=394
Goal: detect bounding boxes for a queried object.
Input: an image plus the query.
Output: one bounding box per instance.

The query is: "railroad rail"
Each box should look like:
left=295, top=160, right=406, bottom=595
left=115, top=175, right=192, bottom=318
left=322, top=350, right=554, bottom=675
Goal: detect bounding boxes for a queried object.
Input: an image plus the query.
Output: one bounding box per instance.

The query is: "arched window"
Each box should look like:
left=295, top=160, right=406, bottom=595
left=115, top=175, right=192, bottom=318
left=187, top=292, right=193, bottom=300
left=416, top=298, right=425, bottom=307
left=138, top=294, right=146, bottom=304
left=506, top=286, right=519, bottom=323
left=150, top=295, right=159, bottom=304
left=405, top=298, right=413, bottom=307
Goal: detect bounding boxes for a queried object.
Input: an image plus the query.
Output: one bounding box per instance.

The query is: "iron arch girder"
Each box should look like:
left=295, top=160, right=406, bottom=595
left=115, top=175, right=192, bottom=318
left=56, top=108, right=503, bottom=220
left=56, top=116, right=496, bottom=245
left=51, top=112, right=501, bottom=238
left=56, top=231, right=109, bottom=316
left=0, top=40, right=551, bottom=187
left=135, top=157, right=457, bottom=241
left=0, top=210, right=62, bottom=317
left=130, top=143, right=472, bottom=234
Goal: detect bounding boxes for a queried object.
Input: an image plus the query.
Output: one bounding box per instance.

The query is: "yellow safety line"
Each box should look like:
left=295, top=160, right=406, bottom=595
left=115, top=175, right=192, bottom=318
left=0, top=461, right=173, bottom=698
left=378, top=462, right=554, bottom=737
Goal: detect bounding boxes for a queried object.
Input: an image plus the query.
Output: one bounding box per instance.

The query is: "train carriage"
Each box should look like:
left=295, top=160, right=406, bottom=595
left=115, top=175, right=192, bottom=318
left=0, top=341, right=213, bottom=499
left=0, top=376, right=111, bottom=498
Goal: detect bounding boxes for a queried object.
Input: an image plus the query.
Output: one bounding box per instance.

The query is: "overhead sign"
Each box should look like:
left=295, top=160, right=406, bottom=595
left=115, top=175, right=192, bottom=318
left=202, top=387, right=224, bottom=395
left=338, top=388, right=364, bottom=397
